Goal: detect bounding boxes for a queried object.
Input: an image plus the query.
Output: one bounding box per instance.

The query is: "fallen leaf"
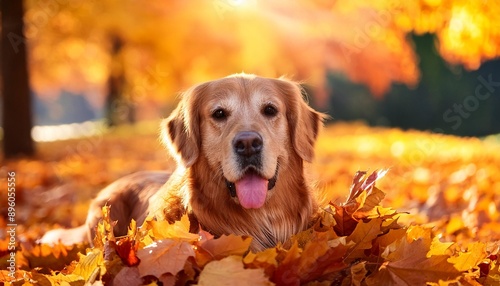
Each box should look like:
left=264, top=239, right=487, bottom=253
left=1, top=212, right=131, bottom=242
left=272, top=241, right=302, bottom=285
left=273, top=232, right=349, bottom=285
left=345, top=171, right=369, bottom=203
left=93, top=205, right=117, bottom=248
left=368, top=235, right=460, bottom=285
left=354, top=188, right=383, bottom=212
left=332, top=204, right=358, bottom=237
left=448, top=242, right=487, bottom=272
left=197, top=255, right=274, bottom=286
left=374, top=228, right=406, bottom=255
left=159, top=273, right=176, bottom=286
left=350, top=261, right=368, bottom=286
left=345, top=169, right=388, bottom=203
left=115, top=236, right=140, bottom=266
left=18, top=242, right=84, bottom=272
left=427, top=236, right=454, bottom=258
left=145, top=215, right=199, bottom=242
left=112, top=266, right=142, bottom=286
left=72, top=249, right=105, bottom=283
left=49, top=273, right=86, bottom=285
left=200, top=234, right=252, bottom=259
left=136, top=239, right=194, bottom=278
left=345, top=218, right=383, bottom=261
left=244, top=248, right=278, bottom=268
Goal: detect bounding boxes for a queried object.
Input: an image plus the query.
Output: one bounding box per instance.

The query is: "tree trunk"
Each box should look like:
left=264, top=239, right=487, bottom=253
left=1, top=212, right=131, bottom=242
left=105, top=36, right=134, bottom=127
left=1, top=0, right=35, bottom=158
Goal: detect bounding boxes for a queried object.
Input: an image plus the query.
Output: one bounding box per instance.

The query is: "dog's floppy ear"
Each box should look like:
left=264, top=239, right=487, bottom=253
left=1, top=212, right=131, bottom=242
left=279, top=79, right=324, bottom=162
left=161, top=83, right=207, bottom=167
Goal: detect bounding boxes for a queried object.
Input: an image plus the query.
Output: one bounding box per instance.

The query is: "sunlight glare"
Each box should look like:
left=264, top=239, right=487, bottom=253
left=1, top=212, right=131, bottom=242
left=230, top=0, right=247, bottom=6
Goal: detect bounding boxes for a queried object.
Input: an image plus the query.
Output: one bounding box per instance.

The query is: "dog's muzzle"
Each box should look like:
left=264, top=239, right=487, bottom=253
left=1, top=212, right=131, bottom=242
left=226, top=166, right=278, bottom=197
left=225, top=131, right=279, bottom=208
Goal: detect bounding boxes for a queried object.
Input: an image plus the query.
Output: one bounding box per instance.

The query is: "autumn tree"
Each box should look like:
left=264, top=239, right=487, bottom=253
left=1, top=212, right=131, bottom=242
left=24, top=0, right=500, bottom=121
left=1, top=0, right=34, bottom=158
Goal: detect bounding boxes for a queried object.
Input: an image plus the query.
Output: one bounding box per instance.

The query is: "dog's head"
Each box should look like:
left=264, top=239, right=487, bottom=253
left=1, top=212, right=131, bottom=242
left=162, top=74, right=323, bottom=209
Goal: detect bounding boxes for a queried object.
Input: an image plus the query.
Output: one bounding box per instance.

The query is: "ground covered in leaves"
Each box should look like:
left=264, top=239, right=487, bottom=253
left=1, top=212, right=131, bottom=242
left=1, top=121, right=500, bottom=285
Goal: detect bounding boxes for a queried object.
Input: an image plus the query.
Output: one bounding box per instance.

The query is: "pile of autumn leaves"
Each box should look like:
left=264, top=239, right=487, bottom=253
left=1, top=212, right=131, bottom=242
left=4, top=170, right=500, bottom=285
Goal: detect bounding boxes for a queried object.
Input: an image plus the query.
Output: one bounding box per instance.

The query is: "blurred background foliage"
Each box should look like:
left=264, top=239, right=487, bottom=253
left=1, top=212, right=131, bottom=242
left=2, top=0, right=500, bottom=147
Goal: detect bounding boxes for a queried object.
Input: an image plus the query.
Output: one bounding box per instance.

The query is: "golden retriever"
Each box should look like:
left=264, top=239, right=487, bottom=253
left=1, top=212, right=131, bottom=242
left=41, top=74, right=323, bottom=251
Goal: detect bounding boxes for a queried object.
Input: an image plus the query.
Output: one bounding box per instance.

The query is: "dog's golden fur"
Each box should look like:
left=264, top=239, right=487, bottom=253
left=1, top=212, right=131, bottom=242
left=41, top=74, right=323, bottom=251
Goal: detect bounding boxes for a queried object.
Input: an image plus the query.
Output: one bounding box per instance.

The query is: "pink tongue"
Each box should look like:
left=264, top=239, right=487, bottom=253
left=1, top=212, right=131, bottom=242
left=235, top=172, right=268, bottom=209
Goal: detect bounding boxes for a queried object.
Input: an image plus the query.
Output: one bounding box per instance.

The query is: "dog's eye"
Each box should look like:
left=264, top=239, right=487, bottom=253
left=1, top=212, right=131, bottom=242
left=212, top=108, right=228, bottom=120
left=263, top=104, right=278, bottom=117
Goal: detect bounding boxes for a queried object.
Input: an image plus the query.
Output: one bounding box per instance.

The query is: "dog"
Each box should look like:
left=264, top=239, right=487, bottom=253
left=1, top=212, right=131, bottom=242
left=41, top=74, right=324, bottom=251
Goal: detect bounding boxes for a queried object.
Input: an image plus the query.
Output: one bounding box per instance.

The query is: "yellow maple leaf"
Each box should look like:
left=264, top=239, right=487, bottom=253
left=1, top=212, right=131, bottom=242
left=145, top=214, right=199, bottom=242
left=243, top=248, right=279, bottom=278
left=406, top=225, right=432, bottom=243
left=427, top=236, right=454, bottom=258
left=448, top=242, right=487, bottom=272
left=72, top=249, right=105, bottom=283
left=94, top=205, right=117, bottom=248
left=244, top=248, right=278, bottom=267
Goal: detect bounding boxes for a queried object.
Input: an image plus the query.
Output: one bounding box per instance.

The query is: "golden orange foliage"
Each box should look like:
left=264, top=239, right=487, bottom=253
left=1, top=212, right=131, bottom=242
left=24, top=0, right=500, bottom=106
left=1, top=122, right=500, bottom=284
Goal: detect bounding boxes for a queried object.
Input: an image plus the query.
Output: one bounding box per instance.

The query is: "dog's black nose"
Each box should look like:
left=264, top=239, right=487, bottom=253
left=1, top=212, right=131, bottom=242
left=233, top=131, right=263, bottom=157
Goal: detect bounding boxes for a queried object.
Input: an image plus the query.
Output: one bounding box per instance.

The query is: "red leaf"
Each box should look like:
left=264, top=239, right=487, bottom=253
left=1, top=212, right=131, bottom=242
left=115, top=237, right=140, bottom=267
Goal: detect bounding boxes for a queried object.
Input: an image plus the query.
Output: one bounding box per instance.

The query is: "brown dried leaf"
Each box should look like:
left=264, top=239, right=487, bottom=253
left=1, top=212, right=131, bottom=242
left=113, top=266, right=142, bottom=286
left=200, top=234, right=252, bottom=259
left=136, top=239, right=194, bottom=278
left=345, top=169, right=388, bottom=203
left=332, top=204, right=358, bottom=237
left=346, top=171, right=369, bottom=203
